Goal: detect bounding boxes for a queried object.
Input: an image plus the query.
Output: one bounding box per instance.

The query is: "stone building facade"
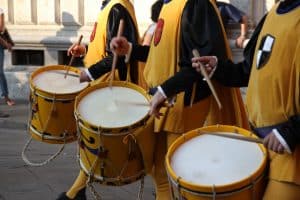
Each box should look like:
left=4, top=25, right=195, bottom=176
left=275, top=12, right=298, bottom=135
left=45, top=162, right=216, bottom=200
left=0, top=0, right=277, bottom=99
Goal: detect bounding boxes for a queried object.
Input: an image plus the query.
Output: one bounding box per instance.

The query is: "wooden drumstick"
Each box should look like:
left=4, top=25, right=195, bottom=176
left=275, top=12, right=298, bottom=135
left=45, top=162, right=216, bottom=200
left=109, top=19, right=125, bottom=89
left=64, top=35, right=83, bottom=78
left=200, top=131, right=263, bottom=144
left=192, top=49, right=222, bottom=109
left=115, top=100, right=172, bottom=108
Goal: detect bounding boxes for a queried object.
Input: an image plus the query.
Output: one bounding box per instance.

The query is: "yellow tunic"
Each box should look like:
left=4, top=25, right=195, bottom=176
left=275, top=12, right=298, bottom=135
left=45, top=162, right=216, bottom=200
left=246, top=4, right=300, bottom=184
left=144, top=0, right=248, bottom=133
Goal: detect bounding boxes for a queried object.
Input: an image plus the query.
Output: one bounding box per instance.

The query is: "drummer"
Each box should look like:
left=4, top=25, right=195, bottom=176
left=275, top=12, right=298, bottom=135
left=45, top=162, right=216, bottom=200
left=57, top=0, right=140, bottom=199
left=191, top=0, right=300, bottom=198
left=68, top=0, right=139, bottom=84
left=110, top=0, right=248, bottom=199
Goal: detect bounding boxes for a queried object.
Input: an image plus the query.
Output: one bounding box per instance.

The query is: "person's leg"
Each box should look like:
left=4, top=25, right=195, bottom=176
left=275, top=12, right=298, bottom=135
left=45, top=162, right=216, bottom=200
left=151, top=132, right=170, bottom=200
left=0, top=47, right=8, bottom=98
left=4, top=96, right=15, bottom=106
left=57, top=170, right=88, bottom=200
left=0, top=47, right=14, bottom=106
left=263, top=179, right=300, bottom=200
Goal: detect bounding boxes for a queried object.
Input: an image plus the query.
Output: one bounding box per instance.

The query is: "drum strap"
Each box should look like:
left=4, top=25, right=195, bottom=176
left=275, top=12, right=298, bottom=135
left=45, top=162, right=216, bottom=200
left=23, top=89, right=67, bottom=166
left=176, top=177, right=183, bottom=200
left=127, top=135, right=138, bottom=161
left=126, top=63, right=131, bottom=82
left=212, top=184, right=216, bottom=200
left=22, top=133, right=66, bottom=167
left=123, top=133, right=146, bottom=199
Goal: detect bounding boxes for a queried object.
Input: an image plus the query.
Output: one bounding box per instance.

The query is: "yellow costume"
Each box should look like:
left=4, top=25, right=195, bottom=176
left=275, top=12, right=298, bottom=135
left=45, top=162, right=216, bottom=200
left=143, top=0, right=248, bottom=199
left=246, top=3, right=300, bottom=199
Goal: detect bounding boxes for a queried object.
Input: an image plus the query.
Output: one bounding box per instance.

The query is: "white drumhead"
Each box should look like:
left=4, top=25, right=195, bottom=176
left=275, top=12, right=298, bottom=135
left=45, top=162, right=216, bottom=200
left=77, top=86, right=149, bottom=128
left=33, top=70, right=88, bottom=94
left=170, top=133, right=264, bottom=186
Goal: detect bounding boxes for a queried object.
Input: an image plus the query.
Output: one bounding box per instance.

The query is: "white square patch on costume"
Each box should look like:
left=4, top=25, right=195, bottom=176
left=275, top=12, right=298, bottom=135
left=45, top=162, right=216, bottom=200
left=263, top=36, right=274, bottom=51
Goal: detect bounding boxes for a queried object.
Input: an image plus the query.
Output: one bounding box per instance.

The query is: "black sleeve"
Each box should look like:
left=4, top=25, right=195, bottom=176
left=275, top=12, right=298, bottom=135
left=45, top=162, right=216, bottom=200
left=161, top=67, right=199, bottom=97
left=0, top=29, right=14, bottom=48
left=88, top=4, right=139, bottom=80
left=160, top=0, right=228, bottom=97
left=212, top=14, right=268, bottom=87
left=277, top=115, right=300, bottom=152
left=130, top=44, right=150, bottom=62
left=213, top=59, right=250, bottom=87
left=4, top=29, right=14, bottom=46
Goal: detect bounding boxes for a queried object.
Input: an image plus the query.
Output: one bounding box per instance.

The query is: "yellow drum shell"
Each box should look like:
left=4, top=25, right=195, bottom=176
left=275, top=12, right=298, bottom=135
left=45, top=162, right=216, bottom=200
left=166, top=125, right=268, bottom=200
left=75, top=81, right=155, bottom=185
left=29, top=65, right=89, bottom=144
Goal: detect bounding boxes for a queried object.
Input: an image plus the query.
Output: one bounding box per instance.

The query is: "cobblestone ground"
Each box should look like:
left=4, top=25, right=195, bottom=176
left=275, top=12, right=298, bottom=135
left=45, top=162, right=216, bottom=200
left=0, top=100, right=155, bottom=200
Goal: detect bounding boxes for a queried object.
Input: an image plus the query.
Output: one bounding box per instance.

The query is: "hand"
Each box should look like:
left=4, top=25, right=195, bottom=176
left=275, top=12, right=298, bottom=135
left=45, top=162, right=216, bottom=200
left=79, top=70, right=91, bottom=83
left=110, top=36, right=129, bottom=56
left=149, top=91, right=167, bottom=119
left=235, top=35, right=246, bottom=48
left=6, top=43, right=12, bottom=52
left=67, top=43, right=86, bottom=57
left=192, top=56, right=217, bottom=75
left=263, top=132, right=285, bottom=154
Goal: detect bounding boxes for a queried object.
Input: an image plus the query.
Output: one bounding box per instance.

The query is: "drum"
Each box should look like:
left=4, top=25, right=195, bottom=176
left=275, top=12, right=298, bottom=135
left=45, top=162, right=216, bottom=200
left=166, top=125, right=268, bottom=200
left=29, top=65, right=89, bottom=144
left=74, top=81, right=155, bottom=185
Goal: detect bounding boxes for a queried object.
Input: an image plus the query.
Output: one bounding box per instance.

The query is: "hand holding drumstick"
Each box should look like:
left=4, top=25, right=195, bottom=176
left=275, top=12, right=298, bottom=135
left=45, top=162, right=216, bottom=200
left=67, top=35, right=85, bottom=58
left=109, top=19, right=125, bottom=87
left=64, top=35, right=83, bottom=78
left=191, top=55, right=218, bottom=76
left=191, top=50, right=222, bottom=109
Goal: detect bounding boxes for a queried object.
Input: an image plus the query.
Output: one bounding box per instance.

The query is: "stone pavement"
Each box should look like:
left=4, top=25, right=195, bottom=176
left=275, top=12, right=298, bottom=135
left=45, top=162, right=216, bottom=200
left=0, top=100, right=155, bottom=200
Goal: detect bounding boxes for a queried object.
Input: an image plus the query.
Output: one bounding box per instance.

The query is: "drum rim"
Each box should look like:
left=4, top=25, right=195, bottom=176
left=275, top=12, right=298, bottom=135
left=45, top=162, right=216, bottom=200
left=29, top=124, right=77, bottom=143
left=30, top=65, right=89, bottom=96
left=74, top=81, right=151, bottom=132
left=165, top=125, right=268, bottom=193
left=167, top=168, right=267, bottom=197
left=79, top=159, right=145, bottom=185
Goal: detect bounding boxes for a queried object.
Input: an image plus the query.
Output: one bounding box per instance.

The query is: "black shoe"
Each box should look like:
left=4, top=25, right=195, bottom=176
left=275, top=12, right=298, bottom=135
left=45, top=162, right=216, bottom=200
left=56, top=192, right=70, bottom=200
left=56, top=188, right=86, bottom=200
left=76, top=188, right=87, bottom=200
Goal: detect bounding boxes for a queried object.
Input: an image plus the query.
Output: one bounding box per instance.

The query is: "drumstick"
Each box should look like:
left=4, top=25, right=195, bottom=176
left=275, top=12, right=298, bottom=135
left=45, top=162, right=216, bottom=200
left=117, top=101, right=149, bottom=107
left=64, top=35, right=83, bottom=78
left=51, top=71, right=79, bottom=78
left=200, top=131, right=263, bottom=144
left=192, top=49, right=222, bottom=109
left=115, top=100, right=172, bottom=107
left=109, top=19, right=125, bottom=89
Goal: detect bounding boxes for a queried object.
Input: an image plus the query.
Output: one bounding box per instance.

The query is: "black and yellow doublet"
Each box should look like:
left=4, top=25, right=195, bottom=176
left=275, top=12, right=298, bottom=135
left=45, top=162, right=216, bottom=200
left=85, top=0, right=139, bottom=83
left=213, top=1, right=300, bottom=199
left=130, top=0, right=248, bottom=199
